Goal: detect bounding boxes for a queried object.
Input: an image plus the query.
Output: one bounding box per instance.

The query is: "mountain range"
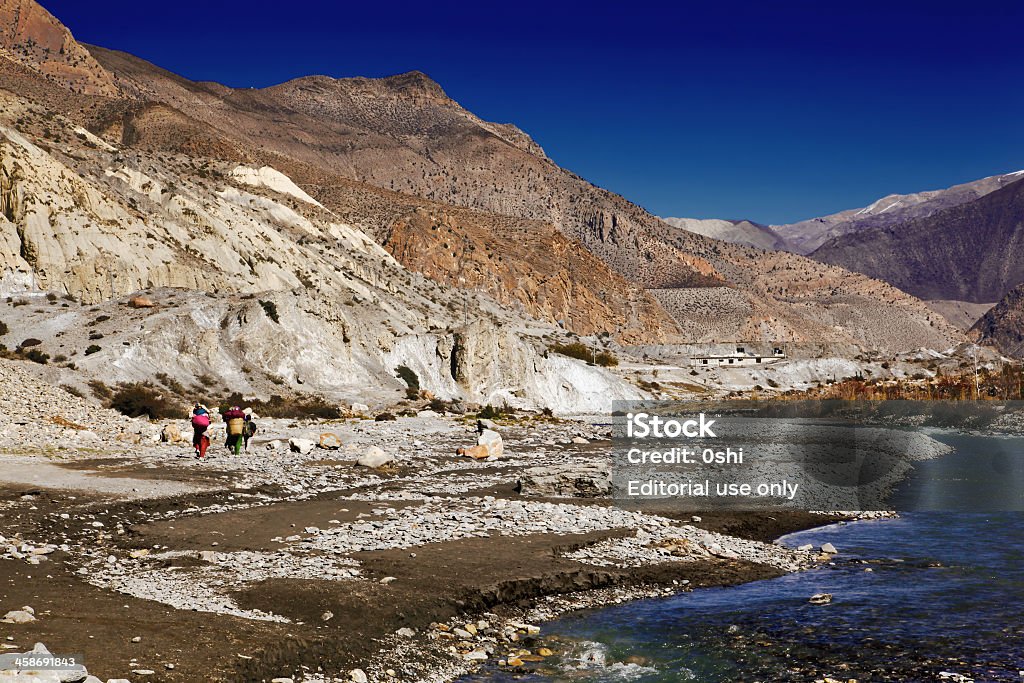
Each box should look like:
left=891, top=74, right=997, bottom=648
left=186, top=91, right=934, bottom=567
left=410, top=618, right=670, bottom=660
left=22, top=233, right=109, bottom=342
left=0, top=0, right=979, bottom=411
left=665, top=172, right=1024, bottom=354
left=773, top=171, right=1024, bottom=255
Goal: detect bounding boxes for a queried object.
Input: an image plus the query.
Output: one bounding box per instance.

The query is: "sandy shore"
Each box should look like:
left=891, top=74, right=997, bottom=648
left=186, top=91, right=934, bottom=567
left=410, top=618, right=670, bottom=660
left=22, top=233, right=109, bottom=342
left=0, top=409, right=844, bottom=683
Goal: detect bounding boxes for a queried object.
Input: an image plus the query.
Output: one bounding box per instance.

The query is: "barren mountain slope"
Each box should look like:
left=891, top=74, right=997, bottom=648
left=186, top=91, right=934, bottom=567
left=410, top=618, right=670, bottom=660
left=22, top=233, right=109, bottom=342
left=811, top=178, right=1024, bottom=303
left=0, top=90, right=643, bottom=411
left=924, top=299, right=995, bottom=331
left=775, top=171, right=1024, bottom=254
left=0, top=0, right=117, bottom=96
left=0, top=44, right=680, bottom=342
left=970, top=284, right=1024, bottom=358
left=79, top=45, right=965, bottom=352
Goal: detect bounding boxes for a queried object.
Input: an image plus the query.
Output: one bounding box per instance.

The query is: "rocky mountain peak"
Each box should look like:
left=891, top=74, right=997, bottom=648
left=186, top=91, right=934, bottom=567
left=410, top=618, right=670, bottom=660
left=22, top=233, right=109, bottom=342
left=0, top=0, right=118, bottom=96
left=377, top=70, right=448, bottom=99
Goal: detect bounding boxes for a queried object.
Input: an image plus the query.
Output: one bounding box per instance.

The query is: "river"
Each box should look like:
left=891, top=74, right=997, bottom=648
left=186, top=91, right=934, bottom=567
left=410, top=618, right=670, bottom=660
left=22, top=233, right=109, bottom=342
left=462, top=432, right=1024, bottom=682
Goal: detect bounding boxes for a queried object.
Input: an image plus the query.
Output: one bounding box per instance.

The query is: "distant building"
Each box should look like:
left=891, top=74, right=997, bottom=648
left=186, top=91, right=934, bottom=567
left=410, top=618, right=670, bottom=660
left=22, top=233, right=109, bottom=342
left=689, top=346, right=785, bottom=367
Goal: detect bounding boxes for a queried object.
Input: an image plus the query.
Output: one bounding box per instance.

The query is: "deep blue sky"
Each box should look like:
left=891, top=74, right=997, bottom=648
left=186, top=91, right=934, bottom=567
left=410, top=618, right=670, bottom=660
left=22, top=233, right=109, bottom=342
left=40, top=0, right=1024, bottom=224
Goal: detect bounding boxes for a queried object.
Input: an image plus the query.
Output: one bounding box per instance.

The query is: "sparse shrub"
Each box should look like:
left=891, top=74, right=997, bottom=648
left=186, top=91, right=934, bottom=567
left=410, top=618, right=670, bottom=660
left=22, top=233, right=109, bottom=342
left=259, top=300, right=280, bottom=324
left=108, top=383, right=186, bottom=419
left=87, top=379, right=112, bottom=400
left=21, top=348, right=48, bottom=364
left=217, top=391, right=341, bottom=420
left=375, top=412, right=396, bottom=422
left=155, top=372, right=187, bottom=395
left=61, top=384, right=85, bottom=399
left=0, top=320, right=7, bottom=335
left=549, top=342, right=618, bottom=367
left=45, top=293, right=57, bottom=302
left=84, top=344, right=101, bottom=355
left=477, top=404, right=511, bottom=420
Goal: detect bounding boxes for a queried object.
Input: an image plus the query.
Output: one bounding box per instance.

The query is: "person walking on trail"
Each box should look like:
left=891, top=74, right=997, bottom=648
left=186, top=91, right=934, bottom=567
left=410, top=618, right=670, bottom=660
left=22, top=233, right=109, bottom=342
left=191, top=403, right=211, bottom=460
left=223, top=405, right=246, bottom=455
left=242, top=411, right=257, bottom=453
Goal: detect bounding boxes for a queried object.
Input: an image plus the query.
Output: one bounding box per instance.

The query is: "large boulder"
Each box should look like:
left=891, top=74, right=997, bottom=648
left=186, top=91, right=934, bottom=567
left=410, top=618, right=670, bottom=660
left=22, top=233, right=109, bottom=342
left=160, top=424, right=185, bottom=443
left=2, top=609, right=36, bottom=623
left=289, top=438, right=316, bottom=455
left=318, top=432, right=342, bottom=450
left=457, top=444, right=489, bottom=460
left=356, top=446, right=394, bottom=468
left=477, top=429, right=503, bottom=459
left=517, top=462, right=611, bottom=498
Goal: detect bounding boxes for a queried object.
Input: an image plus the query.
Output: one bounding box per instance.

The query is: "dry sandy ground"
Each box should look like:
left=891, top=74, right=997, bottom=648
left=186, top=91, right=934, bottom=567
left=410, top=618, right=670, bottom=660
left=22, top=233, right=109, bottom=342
left=0, top=412, right=833, bottom=683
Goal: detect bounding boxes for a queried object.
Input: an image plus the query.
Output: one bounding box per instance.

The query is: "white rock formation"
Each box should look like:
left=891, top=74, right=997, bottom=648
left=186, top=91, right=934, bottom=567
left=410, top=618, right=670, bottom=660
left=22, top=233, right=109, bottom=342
left=229, top=165, right=323, bottom=207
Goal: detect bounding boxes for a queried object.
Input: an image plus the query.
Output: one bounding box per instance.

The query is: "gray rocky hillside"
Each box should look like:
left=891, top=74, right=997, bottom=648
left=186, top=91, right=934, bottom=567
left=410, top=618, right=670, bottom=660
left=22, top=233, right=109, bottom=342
left=0, top=93, right=640, bottom=413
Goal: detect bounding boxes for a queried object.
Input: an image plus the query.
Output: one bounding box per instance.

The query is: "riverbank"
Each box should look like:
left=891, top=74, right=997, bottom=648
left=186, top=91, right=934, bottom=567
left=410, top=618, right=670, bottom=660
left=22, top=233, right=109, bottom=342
left=0, top=387, right=851, bottom=682
left=492, top=511, right=1024, bottom=683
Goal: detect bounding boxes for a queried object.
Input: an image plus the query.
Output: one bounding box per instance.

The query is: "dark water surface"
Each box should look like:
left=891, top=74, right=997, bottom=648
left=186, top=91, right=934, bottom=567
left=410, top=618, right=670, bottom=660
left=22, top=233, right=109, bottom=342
left=463, top=433, right=1024, bottom=682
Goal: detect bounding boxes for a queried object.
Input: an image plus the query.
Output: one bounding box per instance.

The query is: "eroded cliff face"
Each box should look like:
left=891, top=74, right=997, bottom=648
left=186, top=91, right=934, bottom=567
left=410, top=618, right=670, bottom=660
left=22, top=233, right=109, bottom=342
left=0, top=95, right=642, bottom=413
left=379, top=206, right=679, bottom=343
left=4, top=286, right=639, bottom=413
